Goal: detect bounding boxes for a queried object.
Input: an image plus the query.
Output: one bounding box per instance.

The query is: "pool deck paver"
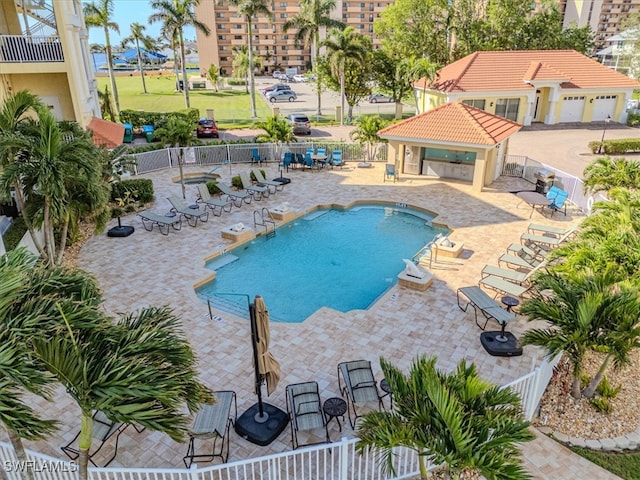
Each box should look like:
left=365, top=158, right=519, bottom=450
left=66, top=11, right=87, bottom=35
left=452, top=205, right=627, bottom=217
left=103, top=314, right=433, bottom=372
left=1, top=161, right=618, bottom=478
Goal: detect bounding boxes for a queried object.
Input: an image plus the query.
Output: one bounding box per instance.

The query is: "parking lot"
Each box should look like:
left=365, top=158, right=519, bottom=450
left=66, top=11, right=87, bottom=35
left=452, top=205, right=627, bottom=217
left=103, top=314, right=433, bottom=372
left=253, top=76, right=416, bottom=121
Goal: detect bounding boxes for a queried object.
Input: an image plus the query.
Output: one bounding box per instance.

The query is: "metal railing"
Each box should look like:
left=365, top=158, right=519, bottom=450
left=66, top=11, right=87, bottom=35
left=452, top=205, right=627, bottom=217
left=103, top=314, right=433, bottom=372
left=130, top=142, right=387, bottom=175
left=0, top=35, right=64, bottom=63
left=0, top=356, right=559, bottom=479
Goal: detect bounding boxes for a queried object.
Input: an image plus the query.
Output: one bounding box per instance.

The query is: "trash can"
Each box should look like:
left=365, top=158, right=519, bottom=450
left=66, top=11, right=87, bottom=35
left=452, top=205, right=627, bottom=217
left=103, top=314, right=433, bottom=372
left=122, top=123, right=134, bottom=143
left=142, top=125, right=155, bottom=143
left=534, top=168, right=555, bottom=194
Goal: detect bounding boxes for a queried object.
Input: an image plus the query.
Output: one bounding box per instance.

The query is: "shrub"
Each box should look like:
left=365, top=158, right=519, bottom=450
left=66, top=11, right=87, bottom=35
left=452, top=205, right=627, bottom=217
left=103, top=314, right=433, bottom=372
left=231, top=175, right=243, bottom=189
left=590, top=397, right=612, bottom=414
left=627, top=113, right=640, bottom=127
left=111, top=178, right=154, bottom=204
left=596, top=376, right=622, bottom=399
left=206, top=180, right=221, bottom=195
left=119, top=108, right=200, bottom=129
left=588, top=138, right=640, bottom=154
left=227, top=78, right=247, bottom=86
left=2, top=216, right=27, bottom=251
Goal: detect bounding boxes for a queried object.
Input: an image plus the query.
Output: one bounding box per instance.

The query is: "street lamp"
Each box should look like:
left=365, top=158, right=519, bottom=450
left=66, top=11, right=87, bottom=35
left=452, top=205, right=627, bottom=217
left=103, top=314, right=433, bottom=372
left=598, top=115, right=611, bottom=154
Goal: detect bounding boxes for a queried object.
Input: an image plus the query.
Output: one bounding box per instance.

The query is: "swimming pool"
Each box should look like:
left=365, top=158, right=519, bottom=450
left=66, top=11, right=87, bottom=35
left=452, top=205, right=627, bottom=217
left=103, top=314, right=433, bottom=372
left=196, top=204, right=448, bottom=322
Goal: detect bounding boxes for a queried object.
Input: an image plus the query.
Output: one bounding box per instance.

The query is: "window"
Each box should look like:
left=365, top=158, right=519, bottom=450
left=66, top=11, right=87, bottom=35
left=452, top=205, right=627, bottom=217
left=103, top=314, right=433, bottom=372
left=234, top=24, right=242, bottom=29
left=218, top=35, right=226, bottom=40
left=220, top=46, right=227, bottom=51
left=281, top=45, right=288, bottom=51
left=280, top=1, right=287, bottom=5
left=280, top=13, right=288, bottom=18
left=216, top=12, right=224, bottom=18
left=220, top=56, right=228, bottom=61
left=283, top=34, right=289, bottom=40
left=217, top=24, right=225, bottom=29
left=343, top=13, right=349, bottom=18
left=495, top=98, right=520, bottom=121
left=234, top=35, right=243, bottom=40
left=462, top=99, right=486, bottom=110
left=359, top=13, right=365, bottom=18
left=282, top=56, right=289, bottom=61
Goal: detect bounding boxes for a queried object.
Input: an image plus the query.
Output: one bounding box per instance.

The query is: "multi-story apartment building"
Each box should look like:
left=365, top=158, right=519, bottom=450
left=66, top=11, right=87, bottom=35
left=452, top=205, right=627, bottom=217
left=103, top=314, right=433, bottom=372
left=194, top=0, right=392, bottom=77
left=0, top=0, right=100, bottom=128
left=559, top=0, right=639, bottom=49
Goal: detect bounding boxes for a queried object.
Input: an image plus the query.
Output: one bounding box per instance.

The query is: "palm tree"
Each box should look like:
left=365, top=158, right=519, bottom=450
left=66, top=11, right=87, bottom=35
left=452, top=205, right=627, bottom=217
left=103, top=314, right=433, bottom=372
left=520, top=270, right=628, bottom=399
left=357, top=356, right=533, bottom=480
left=254, top=115, right=296, bottom=162
left=552, top=188, right=640, bottom=283
left=583, top=156, right=640, bottom=193
left=121, top=22, right=157, bottom=94
left=0, top=91, right=46, bottom=254
left=321, top=27, right=368, bottom=125
left=97, top=84, right=116, bottom=122
left=227, top=0, right=273, bottom=118
left=0, top=109, right=109, bottom=267
left=283, top=0, right=345, bottom=116
left=154, top=116, right=197, bottom=199
left=233, top=45, right=263, bottom=94
left=150, top=0, right=211, bottom=109
left=0, top=248, right=106, bottom=478
left=207, top=64, right=220, bottom=92
left=350, top=115, right=388, bottom=164
left=0, top=249, right=59, bottom=480
left=33, top=306, right=213, bottom=480
left=84, top=0, right=121, bottom=116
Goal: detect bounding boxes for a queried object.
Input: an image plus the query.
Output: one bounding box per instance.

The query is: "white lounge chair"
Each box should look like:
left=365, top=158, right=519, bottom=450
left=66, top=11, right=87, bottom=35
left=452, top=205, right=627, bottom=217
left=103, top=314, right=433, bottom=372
left=196, top=184, right=233, bottom=216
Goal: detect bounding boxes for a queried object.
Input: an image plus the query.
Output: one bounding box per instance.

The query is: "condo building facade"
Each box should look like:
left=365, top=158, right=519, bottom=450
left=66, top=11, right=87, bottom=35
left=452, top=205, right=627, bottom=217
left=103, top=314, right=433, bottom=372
left=0, top=0, right=100, bottom=128
left=194, top=0, right=393, bottom=77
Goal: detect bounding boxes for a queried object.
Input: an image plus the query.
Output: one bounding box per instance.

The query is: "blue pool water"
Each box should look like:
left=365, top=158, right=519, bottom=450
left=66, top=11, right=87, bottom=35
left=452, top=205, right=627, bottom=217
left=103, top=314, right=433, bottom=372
left=196, top=205, right=448, bottom=322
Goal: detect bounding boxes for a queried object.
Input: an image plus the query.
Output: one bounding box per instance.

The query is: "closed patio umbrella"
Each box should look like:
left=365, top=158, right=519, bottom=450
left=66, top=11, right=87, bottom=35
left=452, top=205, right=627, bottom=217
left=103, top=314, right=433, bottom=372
left=254, top=296, right=281, bottom=396
left=234, top=295, right=288, bottom=446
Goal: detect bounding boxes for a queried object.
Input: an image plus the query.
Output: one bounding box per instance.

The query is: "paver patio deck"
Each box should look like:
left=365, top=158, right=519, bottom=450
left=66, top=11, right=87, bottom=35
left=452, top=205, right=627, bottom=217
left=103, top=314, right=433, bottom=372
left=1, top=160, right=617, bottom=478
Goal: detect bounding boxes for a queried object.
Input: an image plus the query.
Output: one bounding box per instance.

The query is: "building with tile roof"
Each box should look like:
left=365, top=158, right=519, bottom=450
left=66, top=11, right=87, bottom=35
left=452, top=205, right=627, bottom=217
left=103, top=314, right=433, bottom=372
left=413, top=50, right=640, bottom=126
left=87, top=117, right=125, bottom=149
left=378, top=102, right=522, bottom=192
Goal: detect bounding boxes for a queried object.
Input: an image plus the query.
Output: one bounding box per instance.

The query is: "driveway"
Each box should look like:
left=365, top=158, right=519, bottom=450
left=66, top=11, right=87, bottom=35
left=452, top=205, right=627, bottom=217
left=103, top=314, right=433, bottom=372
left=507, top=122, right=639, bottom=179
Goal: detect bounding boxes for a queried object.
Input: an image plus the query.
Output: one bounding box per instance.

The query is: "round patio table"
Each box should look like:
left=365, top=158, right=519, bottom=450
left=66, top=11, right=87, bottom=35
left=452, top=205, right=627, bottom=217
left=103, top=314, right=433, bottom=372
left=323, top=397, right=347, bottom=432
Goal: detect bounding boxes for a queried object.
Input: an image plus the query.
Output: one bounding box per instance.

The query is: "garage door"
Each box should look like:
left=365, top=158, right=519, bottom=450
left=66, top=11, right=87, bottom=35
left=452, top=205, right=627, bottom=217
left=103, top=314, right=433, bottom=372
left=593, top=95, right=617, bottom=121
left=559, top=96, right=585, bottom=122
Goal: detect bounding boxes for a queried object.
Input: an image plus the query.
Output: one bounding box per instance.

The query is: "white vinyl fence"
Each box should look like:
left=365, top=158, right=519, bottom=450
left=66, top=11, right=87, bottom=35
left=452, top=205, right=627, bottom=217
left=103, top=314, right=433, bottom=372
left=130, top=142, right=388, bottom=176
left=502, top=155, right=607, bottom=215
left=0, top=356, right=559, bottom=480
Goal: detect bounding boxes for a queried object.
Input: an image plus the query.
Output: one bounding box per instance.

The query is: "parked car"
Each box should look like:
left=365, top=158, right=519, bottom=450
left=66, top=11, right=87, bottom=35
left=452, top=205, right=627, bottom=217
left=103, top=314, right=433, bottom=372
left=266, top=89, right=297, bottom=103
left=263, top=83, right=289, bottom=95
left=196, top=118, right=219, bottom=138
left=287, top=113, right=311, bottom=135
left=368, top=93, right=394, bottom=103
left=272, top=70, right=282, bottom=78
left=292, top=74, right=307, bottom=83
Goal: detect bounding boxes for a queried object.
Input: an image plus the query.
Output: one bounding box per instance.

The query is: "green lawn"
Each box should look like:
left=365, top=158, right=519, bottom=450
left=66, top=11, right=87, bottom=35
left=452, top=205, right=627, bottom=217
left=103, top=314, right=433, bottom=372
left=97, top=75, right=272, bottom=128
left=571, top=447, right=640, bottom=479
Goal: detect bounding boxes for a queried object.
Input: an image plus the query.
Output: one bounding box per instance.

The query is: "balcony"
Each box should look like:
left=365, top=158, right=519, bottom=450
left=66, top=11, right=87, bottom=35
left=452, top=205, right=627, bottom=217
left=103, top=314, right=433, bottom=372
left=0, top=35, right=64, bottom=63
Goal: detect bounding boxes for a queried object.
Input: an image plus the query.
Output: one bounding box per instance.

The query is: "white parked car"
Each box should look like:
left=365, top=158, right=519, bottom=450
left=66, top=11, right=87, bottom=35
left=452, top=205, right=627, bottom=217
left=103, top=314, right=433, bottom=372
left=292, top=74, right=307, bottom=83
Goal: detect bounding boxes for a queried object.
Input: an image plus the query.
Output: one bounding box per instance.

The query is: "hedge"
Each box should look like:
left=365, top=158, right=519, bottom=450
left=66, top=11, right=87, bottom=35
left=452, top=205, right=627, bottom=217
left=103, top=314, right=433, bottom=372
left=588, top=138, right=640, bottom=155
left=111, top=178, right=154, bottom=204
left=627, top=113, right=640, bottom=127
left=2, top=216, right=27, bottom=251
left=119, top=108, right=200, bottom=129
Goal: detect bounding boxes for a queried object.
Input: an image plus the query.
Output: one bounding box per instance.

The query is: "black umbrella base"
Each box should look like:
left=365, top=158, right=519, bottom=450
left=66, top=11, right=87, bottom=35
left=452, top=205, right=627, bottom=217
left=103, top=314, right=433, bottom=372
left=480, top=331, right=523, bottom=357
left=234, top=402, right=289, bottom=446
left=107, top=225, right=135, bottom=237
left=273, top=177, right=291, bottom=184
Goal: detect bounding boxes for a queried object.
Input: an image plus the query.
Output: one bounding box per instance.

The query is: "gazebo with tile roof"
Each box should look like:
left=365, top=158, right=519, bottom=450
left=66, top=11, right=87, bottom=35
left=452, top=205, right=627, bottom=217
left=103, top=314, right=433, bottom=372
left=378, top=102, right=522, bottom=192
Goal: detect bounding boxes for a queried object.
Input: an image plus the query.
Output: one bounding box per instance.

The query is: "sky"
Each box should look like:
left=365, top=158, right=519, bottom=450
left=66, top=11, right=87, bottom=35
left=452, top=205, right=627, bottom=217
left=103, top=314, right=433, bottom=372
left=87, top=0, right=194, bottom=46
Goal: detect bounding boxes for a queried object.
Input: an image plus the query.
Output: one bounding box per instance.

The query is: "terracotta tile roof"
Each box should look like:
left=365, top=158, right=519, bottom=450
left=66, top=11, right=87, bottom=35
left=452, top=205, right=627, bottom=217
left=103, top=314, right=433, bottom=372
left=414, top=50, right=640, bottom=92
left=87, top=117, right=125, bottom=149
left=378, top=102, right=522, bottom=146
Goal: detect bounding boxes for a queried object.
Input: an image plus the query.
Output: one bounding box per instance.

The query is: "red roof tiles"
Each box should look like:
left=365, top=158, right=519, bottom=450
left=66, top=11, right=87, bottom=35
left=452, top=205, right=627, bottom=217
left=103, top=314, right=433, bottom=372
left=414, top=50, right=640, bottom=92
left=378, top=102, right=522, bottom=145
left=87, top=117, right=125, bottom=149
